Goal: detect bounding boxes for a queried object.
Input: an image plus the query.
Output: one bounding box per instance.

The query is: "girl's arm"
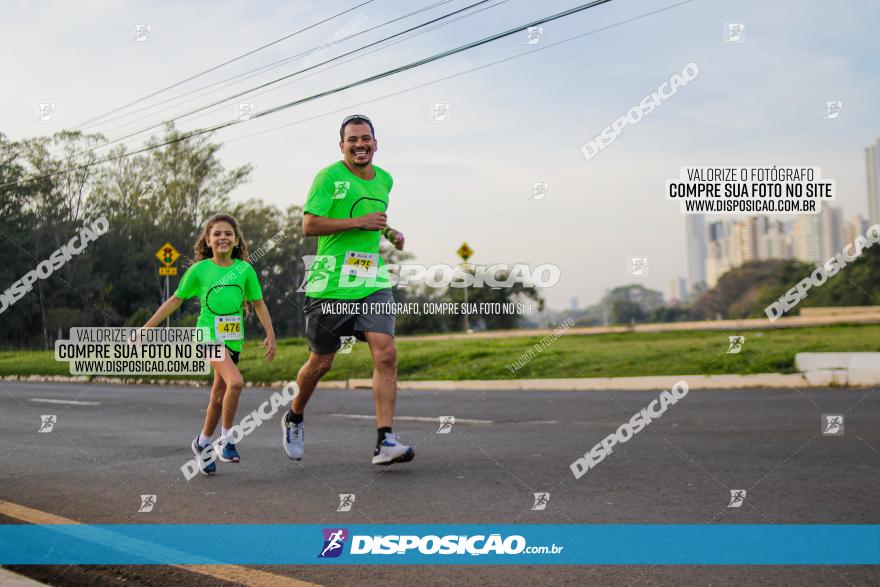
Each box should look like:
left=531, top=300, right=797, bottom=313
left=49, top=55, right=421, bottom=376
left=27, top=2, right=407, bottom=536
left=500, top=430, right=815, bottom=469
left=251, top=299, right=276, bottom=362
left=143, top=296, right=185, bottom=328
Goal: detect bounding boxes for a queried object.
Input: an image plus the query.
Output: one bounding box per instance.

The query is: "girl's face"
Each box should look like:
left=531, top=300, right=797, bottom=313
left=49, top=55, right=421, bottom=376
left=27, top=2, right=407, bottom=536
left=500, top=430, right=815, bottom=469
left=207, top=221, right=238, bottom=257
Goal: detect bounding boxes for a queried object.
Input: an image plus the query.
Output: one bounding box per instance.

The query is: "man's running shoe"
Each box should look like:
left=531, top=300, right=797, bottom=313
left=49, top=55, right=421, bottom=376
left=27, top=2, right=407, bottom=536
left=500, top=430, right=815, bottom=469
left=281, top=411, right=304, bottom=460
left=219, top=441, right=240, bottom=463
left=191, top=437, right=216, bottom=475
left=372, top=432, right=415, bottom=465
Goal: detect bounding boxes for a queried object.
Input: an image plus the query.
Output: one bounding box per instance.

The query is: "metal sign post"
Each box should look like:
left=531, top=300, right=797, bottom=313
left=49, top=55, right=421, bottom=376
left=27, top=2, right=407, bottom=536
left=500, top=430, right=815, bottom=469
left=457, top=242, right=474, bottom=333
left=155, top=242, right=181, bottom=328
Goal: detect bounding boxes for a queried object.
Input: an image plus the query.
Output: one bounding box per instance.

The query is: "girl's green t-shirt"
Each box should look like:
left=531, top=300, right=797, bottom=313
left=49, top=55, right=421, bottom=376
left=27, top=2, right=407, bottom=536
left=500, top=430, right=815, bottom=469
left=174, top=258, right=263, bottom=352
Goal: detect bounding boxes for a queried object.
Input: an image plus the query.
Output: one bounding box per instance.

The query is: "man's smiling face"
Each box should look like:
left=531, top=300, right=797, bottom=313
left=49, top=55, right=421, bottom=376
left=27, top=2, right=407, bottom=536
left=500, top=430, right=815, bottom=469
left=340, top=121, right=376, bottom=168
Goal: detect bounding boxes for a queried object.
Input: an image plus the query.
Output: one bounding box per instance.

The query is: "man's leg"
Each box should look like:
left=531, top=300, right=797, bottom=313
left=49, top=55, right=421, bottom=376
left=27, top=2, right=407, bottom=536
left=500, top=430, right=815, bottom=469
left=364, top=331, right=396, bottom=428
left=365, top=331, right=412, bottom=465
left=282, top=351, right=335, bottom=461
left=291, top=352, right=336, bottom=414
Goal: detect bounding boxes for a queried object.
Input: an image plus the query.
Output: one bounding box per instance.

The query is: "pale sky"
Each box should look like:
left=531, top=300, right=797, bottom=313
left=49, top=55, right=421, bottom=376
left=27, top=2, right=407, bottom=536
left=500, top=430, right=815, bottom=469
left=3, top=0, right=878, bottom=310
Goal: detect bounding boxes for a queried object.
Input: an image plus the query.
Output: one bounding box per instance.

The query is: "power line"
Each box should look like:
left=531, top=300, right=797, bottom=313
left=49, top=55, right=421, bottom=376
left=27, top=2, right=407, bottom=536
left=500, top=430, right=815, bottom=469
left=73, top=0, right=377, bottom=130
left=2, top=0, right=619, bottom=190
left=233, top=0, right=620, bottom=121
left=132, top=0, right=509, bottom=134
left=88, top=0, right=459, bottom=138
left=88, top=0, right=498, bottom=153
left=223, top=0, right=696, bottom=147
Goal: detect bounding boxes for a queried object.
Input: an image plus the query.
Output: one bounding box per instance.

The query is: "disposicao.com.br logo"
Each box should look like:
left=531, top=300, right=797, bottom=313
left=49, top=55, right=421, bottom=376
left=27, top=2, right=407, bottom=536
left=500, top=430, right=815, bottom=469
left=318, top=529, right=563, bottom=558
left=319, top=528, right=349, bottom=558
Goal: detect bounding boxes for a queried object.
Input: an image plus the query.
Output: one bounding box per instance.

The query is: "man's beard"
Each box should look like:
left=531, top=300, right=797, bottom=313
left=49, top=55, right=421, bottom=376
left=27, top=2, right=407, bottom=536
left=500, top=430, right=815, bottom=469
left=350, top=150, right=371, bottom=167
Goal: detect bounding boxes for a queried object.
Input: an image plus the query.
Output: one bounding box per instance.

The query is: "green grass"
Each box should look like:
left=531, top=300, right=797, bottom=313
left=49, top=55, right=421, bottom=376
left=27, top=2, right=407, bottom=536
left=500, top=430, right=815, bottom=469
left=2, top=324, right=878, bottom=383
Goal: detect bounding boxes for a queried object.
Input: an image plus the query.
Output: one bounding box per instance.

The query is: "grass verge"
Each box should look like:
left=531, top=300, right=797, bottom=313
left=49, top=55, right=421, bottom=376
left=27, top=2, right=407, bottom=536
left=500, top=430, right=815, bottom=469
left=1, top=323, right=878, bottom=383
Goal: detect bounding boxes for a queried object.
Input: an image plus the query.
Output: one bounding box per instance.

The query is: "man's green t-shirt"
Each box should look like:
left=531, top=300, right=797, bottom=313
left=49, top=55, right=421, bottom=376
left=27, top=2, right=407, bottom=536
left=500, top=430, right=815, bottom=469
left=303, top=161, right=393, bottom=299
left=174, top=258, right=263, bottom=352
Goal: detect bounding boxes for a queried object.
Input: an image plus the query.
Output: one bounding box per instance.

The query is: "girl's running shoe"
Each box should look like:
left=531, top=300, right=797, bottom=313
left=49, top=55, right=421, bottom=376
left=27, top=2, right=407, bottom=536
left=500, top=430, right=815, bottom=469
left=219, top=442, right=240, bottom=463
left=191, top=437, right=217, bottom=475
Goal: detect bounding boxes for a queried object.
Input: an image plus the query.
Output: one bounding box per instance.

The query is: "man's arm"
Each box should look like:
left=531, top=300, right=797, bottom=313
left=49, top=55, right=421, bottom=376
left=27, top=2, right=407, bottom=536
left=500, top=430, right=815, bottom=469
left=303, top=212, right=387, bottom=236
left=382, top=227, right=405, bottom=251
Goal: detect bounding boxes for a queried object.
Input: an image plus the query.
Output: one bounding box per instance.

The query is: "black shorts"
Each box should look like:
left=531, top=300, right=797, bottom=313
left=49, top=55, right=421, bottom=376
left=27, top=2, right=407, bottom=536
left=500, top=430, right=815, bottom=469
left=201, top=343, right=240, bottom=364
left=304, top=289, right=395, bottom=354
left=226, top=345, right=240, bottom=365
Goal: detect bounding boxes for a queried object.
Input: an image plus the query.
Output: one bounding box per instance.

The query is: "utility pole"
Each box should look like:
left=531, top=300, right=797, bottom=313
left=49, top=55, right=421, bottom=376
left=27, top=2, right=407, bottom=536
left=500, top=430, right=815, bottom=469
left=456, top=242, right=474, bottom=333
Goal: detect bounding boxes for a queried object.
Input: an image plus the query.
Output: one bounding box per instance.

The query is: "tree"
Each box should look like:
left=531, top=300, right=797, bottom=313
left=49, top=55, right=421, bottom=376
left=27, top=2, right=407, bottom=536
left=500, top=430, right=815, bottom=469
left=0, top=125, right=253, bottom=348
left=599, top=284, right=664, bottom=324
left=232, top=200, right=311, bottom=338
left=691, top=252, right=880, bottom=319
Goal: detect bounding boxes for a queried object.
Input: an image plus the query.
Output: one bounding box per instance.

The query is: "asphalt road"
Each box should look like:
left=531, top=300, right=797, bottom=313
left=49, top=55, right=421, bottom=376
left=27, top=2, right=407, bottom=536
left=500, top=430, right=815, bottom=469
left=0, top=381, right=878, bottom=586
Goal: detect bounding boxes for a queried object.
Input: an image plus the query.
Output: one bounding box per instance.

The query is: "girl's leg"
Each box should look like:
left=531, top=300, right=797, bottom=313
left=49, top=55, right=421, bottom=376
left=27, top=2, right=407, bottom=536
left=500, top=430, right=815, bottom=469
left=211, top=354, right=245, bottom=431
left=202, top=369, right=227, bottom=437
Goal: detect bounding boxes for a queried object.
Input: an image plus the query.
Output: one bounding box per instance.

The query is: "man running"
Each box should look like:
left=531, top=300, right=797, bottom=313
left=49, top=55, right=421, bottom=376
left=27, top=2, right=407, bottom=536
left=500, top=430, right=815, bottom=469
left=282, top=114, right=414, bottom=466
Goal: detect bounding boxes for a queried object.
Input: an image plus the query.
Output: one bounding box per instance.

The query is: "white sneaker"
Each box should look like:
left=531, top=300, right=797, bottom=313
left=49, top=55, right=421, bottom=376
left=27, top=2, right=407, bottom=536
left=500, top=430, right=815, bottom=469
left=281, top=413, right=304, bottom=460
left=372, top=432, right=415, bottom=465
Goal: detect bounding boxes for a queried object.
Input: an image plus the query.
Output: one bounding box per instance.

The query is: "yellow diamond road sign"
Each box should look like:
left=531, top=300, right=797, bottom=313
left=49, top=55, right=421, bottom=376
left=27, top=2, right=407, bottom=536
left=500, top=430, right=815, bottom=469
left=155, top=242, right=180, bottom=267
left=457, top=242, right=473, bottom=262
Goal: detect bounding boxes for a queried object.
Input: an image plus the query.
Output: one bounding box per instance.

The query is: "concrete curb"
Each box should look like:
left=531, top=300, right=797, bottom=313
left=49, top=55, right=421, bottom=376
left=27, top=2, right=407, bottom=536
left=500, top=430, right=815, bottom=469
left=3, top=372, right=872, bottom=391
left=0, top=568, right=50, bottom=586
left=0, top=375, right=347, bottom=390
left=795, top=353, right=880, bottom=387
left=398, top=311, right=880, bottom=342
left=351, top=374, right=813, bottom=391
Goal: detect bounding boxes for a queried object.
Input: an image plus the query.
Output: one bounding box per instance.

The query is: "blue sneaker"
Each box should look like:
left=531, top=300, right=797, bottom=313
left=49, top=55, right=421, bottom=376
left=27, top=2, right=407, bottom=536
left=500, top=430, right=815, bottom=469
left=219, top=441, right=240, bottom=463
left=191, top=438, right=216, bottom=475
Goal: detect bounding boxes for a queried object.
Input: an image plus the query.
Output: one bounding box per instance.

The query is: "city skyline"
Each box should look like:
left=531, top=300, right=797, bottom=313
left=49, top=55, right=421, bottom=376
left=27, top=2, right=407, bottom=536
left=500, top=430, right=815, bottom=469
left=680, top=137, right=877, bottom=297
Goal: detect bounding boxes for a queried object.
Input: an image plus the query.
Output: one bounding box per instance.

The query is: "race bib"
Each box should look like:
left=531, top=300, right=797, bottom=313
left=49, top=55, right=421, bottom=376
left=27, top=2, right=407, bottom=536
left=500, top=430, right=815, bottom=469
left=341, top=251, right=378, bottom=278
left=214, top=315, right=242, bottom=341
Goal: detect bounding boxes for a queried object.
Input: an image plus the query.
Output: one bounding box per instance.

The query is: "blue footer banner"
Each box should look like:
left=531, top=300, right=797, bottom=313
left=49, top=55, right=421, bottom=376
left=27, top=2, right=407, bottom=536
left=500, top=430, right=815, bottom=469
left=1, top=525, right=877, bottom=565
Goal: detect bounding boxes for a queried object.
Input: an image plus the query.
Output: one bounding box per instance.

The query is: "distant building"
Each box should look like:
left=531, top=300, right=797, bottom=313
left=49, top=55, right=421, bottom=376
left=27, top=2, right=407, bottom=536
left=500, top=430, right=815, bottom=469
left=756, top=217, right=788, bottom=260
left=867, top=139, right=880, bottom=224
left=819, top=205, right=845, bottom=259
left=690, top=203, right=848, bottom=291
left=706, top=220, right=732, bottom=288
left=667, top=277, right=688, bottom=305
left=729, top=216, right=757, bottom=267
left=791, top=214, right=823, bottom=264
left=844, top=215, right=868, bottom=244
left=685, top=216, right=707, bottom=290
left=790, top=205, right=845, bottom=263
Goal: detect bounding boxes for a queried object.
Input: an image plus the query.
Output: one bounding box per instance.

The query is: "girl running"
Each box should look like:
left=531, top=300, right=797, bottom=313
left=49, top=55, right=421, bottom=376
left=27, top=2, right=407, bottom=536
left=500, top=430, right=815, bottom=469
left=141, top=214, right=276, bottom=475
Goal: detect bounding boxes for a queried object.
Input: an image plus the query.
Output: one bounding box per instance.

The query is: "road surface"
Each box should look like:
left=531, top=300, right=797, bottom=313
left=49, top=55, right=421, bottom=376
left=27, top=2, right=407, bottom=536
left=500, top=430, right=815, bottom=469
left=1, top=382, right=877, bottom=586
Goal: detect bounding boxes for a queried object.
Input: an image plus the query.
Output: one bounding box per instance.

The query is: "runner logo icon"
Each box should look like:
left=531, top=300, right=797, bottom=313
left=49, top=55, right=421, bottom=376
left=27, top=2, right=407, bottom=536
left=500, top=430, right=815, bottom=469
left=333, top=181, right=350, bottom=199
left=138, top=494, right=156, bottom=513
left=319, top=528, right=349, bottom=558
left=531, top=492, right=550, bottom=511
left=338, top=336, right=356, bottom=354
left=822, top=414, right=844, bottom=435
left=297, top=255, right=336, bottom=293
left=728, top=489, right=746, bottom=508
left=437, top=416, right=455, bottom=434
left=628, top=256, right=649, bottom=276
left=727, top=336, right=745, bottom=354
left=38, top=415, right=57, bottom=433
left=337, top=494, right=356, bottom=512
